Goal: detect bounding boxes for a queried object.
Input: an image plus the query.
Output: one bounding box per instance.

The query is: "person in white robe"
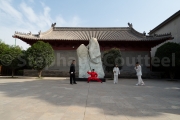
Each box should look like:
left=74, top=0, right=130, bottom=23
left=134, top=62, right=145, bottom=86
left=113, top=65, right=120, bottom=84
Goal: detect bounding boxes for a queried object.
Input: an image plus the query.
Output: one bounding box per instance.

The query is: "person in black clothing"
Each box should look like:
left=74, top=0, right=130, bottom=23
left=69, top=60, right=77, bottom=84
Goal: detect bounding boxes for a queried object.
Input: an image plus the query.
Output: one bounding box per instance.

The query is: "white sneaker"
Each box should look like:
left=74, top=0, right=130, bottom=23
left=136, top=84, right=139, bottom=86
left=141, top=83, right=145, bottom=86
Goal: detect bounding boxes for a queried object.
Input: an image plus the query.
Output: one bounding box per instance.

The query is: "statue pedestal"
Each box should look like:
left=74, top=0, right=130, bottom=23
left=76, top=78, right=106, bottom=82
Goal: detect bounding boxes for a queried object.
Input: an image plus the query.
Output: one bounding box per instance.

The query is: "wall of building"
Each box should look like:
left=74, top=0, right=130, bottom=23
left=150, top=15, right=180, bottom=57
left=27, top=50, right=150, bottom=78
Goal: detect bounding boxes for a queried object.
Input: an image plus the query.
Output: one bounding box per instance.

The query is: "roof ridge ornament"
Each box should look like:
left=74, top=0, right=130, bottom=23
left=51, top=23, right=56, bottom=27
left=128, top=22, right=133, bottom=28
left=28, top=31, right=32, bottom=35
left=15, top=31, right=28, bottom=35
left=143, top=31, right=146, bottom=36
left=38, top=30, right=41, bottom=38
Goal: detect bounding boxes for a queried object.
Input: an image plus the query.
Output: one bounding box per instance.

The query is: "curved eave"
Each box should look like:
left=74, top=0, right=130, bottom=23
left=14, top=35, right=173, bottom=42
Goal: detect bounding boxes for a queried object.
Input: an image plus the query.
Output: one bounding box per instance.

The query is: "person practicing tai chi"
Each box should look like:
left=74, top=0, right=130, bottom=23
left=113, top=64, right=120, bottom=84
left=69, top=60, right=77, bottom=85
left=87, top=69, right=102, bottom=83
left=134, top=62, right=145, bottom=86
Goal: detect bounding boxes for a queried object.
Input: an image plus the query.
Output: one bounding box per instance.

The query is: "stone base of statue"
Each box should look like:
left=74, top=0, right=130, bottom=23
left=76, top=78, right=106, bottom=82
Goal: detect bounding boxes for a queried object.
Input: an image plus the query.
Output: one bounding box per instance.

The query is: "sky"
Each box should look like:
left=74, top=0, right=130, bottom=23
left=0, top=0, right=179, bottom=50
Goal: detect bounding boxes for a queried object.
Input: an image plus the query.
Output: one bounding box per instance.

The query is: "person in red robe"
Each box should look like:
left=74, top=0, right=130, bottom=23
left=87, top=69, right=102, bottom=83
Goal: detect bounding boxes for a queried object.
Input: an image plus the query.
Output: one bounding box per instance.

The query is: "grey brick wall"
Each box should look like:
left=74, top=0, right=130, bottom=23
left=24, top=50, right=153, bottom=78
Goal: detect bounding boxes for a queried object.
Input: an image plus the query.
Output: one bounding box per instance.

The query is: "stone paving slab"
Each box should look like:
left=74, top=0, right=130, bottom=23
left=0, top=77, right=179, bottom=120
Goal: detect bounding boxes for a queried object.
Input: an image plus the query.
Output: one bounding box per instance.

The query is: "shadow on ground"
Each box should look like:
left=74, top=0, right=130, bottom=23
left=0, top=78, right=180, bottom=119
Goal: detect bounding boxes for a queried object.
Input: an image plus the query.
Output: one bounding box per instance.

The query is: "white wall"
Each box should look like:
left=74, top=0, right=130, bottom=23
left=151, top=15, right=180, bottom=57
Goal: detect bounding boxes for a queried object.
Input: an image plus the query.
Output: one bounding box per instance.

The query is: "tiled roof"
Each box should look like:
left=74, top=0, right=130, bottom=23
left=13, top=23, right=173, bottom=41
left=149, top=10, right=180, bottom=34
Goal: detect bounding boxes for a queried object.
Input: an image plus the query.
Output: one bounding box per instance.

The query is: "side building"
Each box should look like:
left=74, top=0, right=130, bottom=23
left=12, top=23, right=173, bottom=78
left=149, top=10, right=180, bottom=57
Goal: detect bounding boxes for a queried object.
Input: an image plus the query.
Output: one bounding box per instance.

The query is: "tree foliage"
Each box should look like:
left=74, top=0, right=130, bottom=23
left=102, top=48, right=122, bottom=73
left=154, top=42, right=180, bottom=79
left=26, top=41, right=55, bottom=78
left=0, top=45, right=23, bottom=77
left=0, top=40, right=9, bottom=65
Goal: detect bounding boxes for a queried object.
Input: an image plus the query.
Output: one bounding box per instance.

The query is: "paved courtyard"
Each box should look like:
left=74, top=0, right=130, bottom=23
left=0, top=77, right=180, bottom=120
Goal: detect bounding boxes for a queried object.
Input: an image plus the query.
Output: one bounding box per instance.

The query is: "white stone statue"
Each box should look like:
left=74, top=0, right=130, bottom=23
left=77, top=44, right=91, bottom=78
left=77, top=38, right=105, bottom=78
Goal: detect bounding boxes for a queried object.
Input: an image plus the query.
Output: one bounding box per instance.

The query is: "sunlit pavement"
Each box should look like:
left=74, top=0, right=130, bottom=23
left=0, top=77, right=180, bottom=120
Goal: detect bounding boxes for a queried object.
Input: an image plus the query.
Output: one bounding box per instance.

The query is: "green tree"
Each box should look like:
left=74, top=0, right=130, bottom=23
left=26, top=41, right=55, bottom=78
left=102, top=48, right=122, bottom=77
left=21, top=50, right=31, bottom=69
left=0, top=40, right=9, bottom=65
left=0, top=45, right=23, bottom=77
left=154, top=42, right=180, bottom=79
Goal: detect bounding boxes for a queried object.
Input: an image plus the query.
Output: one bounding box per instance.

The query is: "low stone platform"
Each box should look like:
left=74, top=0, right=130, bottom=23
left=23, top=69, right=163, bottom=79
left=76, top=78, right=106, bottom=82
